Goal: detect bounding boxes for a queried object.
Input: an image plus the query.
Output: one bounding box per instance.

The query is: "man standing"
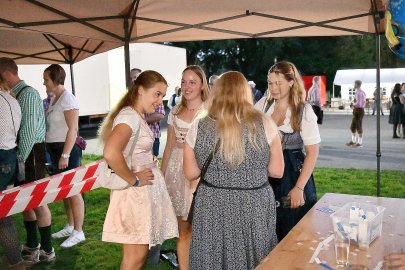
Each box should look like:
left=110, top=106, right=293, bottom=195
left=208, top=74, right=219, bottom=90
left=371, top=88, right=384, bottom=116
left=0, top=58, right=55, bottom=265
left=248, top=80, right=263, bottom=103
left=346, top=80, right=367, bottom=148
left=130, top=68, right=142, bottom=84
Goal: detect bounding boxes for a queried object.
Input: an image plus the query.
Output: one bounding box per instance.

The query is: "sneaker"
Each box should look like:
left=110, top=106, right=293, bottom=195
left=39, top=248, right=56, bottom=263
left=354, top=143, right=363, bottom=148
left=52, top=224, right=73, bottom=239
left=21, top=244, right=40, bottom=266
left=60, top=230, right=85, bottom=248
left=346, top=141, right=355, bottom=147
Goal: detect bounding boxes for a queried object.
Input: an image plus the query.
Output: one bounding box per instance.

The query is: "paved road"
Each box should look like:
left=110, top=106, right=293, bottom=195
left=318, top=113, right=404, bottom=170
left=82, top=112, right=405, bottom=171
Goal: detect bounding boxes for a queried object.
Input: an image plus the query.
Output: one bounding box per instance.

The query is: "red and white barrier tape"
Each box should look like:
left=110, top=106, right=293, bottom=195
left=0, top=160, right=106, bottom=218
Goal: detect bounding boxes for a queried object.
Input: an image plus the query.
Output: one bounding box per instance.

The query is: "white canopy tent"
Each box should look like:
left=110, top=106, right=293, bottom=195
left=333, top=68, right=405, bottom=99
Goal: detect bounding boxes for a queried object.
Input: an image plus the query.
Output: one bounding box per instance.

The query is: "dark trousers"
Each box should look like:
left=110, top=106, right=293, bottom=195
left=19, top=143, right=46, bottom=185
left=350, top=108, right=365, bottom=134
left=46, top=143, right=82, bottom=174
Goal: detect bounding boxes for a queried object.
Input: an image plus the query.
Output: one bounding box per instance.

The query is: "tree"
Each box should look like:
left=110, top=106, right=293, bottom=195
left=170, top=35, right=405, bottom=98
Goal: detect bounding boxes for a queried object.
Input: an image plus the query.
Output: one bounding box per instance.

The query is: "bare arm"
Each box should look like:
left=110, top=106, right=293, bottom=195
left=183, top=142, right=200, bottom=180
left=103, top=124, right=153, bottom=186
left=145, top=112, right=164, bottom=124
left=59, top=109, right=79, bottom=170
left=288, top=143, right=319, bottom=208
left=160, top=124, right=176, bottom=175
left=268, top=134, right=284, bottom=178
left=400, top=95, right=405, bottom=105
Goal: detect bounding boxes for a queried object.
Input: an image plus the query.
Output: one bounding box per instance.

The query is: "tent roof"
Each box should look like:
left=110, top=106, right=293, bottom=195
left=0, top=0, right=386, bottom=64
left=334, top=68, right=405, bottom=85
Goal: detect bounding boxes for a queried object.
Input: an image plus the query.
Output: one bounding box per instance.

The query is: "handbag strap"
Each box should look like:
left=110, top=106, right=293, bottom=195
left=194, top=140, right=219, bottom=191
left=125, top=123, right=140, bottom=169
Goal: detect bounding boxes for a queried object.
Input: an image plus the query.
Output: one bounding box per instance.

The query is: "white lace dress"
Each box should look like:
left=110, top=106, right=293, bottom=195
left=102, top=107, right=178, bottom=247
left=164, top=111, right=198, bottom=220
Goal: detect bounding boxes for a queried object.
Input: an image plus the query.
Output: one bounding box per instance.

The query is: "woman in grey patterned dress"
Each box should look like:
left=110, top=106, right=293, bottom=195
left=183, top=71, right=284, bottom=270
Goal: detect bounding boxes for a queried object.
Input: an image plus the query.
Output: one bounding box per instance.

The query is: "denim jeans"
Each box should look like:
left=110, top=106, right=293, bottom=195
left=46, top=143, right=82, bottom=175
left=0, top=148, right=17, bottom=191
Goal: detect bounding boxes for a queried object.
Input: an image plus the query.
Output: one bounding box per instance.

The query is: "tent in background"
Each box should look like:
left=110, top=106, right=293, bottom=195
left=334, top=68, right=405, bottom=100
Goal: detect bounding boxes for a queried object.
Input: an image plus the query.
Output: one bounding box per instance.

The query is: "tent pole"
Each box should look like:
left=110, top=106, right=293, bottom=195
left=375, top=34, right=381, bottom=197
left=68, top=47, right=76, bottom=96
left=124, top=17, right=131, bottom=89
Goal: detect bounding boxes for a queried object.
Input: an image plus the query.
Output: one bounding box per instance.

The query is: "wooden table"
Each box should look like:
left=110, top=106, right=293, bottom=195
left=256, top=193, right=405, bottom=270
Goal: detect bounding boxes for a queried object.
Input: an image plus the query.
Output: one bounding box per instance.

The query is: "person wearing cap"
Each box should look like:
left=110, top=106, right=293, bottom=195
left=248, top=80, right=263, bottom=104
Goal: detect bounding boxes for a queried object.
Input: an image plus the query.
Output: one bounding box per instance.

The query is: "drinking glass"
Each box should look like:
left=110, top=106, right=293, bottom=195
left=334, top=230, right=350, bottom=266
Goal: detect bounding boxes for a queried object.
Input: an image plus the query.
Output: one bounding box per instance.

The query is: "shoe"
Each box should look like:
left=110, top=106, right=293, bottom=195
left=60, top=230, right=85, bottom=248
left=52, top=224, right=73, bottom=239
left=21, top=244, right=40, bottom=266
left=346, top=141, right=355, bottom=147
left=354, top=143, right=363, bottom=148
left=39, top=248, right=56, bottom=263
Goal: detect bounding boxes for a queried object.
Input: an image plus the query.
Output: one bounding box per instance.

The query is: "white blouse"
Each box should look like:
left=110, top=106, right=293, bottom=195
left=255, top=97, right=321, bottom=146
left=46, top=90, right=79, bottom=143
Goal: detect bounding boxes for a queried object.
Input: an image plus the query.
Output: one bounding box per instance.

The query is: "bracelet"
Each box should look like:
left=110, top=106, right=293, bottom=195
left=133, top=175, right=140, bottom=187
left=61, top=153, right=70, bottom=159
left=295, top=185, right=304, bottom=191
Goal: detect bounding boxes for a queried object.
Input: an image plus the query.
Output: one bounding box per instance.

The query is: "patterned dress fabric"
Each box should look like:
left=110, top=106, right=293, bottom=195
left=189, top=117, right=278, bottom=270
left=102, top=107, right=178, bottom=248
left=164, top=112, right=197, bottom=220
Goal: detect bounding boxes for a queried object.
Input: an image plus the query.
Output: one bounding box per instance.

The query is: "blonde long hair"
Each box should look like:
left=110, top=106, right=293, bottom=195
left=207, top=71, right=265, bottom=167
left=268, top=61, right=306, bottom=131
left=172, top=65, right=209, bottom=115
left=98, top=70, right=167, bottom=142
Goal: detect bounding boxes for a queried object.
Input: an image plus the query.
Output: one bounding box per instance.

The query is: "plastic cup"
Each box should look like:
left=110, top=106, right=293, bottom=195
left=335, top=231, right=350, bottom=266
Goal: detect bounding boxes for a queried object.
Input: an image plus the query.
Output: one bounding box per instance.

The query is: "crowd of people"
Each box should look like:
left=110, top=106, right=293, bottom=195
left=0, top=58, right=85, bottom=269
left=97, top=61, right=321, bottom=270
left=1, top=56, right=404, bottom=269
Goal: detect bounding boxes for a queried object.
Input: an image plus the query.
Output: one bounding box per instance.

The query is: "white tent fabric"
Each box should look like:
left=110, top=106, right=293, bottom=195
left=334, top=68, right=405, bottom=85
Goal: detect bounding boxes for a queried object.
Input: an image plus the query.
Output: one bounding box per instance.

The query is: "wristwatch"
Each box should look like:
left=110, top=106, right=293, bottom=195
left=61, top=153, right=70, bottom=159
left=133, top=175, right=140, bottom=187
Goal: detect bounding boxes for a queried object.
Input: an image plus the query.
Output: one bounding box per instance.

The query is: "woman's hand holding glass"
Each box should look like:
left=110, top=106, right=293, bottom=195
left=288, top=186, right=305, bottom=208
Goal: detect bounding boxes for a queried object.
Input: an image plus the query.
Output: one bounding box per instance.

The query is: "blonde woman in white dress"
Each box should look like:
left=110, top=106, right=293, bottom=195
left=161, top=65, right=209, bottom=270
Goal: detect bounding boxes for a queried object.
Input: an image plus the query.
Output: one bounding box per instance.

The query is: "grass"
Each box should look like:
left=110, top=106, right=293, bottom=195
left=1, top=155, right=404, bottom=269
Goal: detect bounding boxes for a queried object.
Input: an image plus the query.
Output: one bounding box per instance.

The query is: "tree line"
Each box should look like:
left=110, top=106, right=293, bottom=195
left=170, top=35, right=405, bottom=99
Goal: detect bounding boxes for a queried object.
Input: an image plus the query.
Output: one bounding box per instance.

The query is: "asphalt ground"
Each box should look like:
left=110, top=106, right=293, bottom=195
left=82, top=110, right=405, bottom=171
